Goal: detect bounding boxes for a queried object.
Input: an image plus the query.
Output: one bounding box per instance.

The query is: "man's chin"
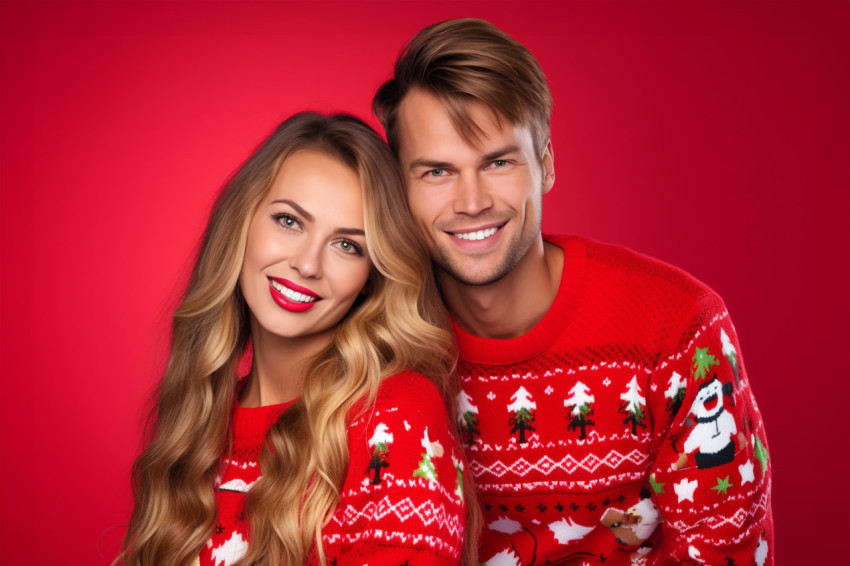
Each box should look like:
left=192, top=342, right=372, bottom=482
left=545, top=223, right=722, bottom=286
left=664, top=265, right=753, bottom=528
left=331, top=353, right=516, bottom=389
left=435, top=258, right=513, bottom=288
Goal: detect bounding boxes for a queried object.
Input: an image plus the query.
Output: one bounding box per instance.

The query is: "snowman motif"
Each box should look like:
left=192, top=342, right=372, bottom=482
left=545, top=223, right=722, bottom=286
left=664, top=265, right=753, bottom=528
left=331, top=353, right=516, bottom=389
left=676, top=376, right=739, bottom=470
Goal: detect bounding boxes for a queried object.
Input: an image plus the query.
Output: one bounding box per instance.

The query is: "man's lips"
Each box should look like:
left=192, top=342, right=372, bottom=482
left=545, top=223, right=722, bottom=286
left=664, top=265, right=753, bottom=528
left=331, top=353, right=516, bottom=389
left=268, top=277, right=320, bottom=312
left=446, top=222, right=505, bottom=241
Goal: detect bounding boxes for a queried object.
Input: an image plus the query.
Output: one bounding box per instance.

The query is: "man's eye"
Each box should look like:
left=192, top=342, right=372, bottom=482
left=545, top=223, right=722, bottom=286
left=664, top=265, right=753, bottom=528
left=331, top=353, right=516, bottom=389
left=492, top=160, right=508, bottom=167
left=427, top=169, right=446, bottom=177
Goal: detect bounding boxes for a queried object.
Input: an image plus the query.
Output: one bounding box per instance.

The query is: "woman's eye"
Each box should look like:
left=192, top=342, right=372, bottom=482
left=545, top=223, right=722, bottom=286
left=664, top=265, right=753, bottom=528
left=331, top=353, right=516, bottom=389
left=337, top=239, right=365, bottom=256
left=274, top=213, right=300, bottom=229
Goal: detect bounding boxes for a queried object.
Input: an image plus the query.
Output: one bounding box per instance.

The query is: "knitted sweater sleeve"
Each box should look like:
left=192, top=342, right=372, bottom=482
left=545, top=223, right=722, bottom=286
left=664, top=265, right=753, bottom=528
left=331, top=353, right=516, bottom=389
left=329, top=372, right=466, bottom=566
left=646, top=292, right=773, bottom=565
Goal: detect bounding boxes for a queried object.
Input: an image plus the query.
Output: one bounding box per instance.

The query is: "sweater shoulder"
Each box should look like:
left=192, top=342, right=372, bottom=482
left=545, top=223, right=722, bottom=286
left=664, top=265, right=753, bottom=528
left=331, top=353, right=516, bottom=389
left=549, top=236, right=730, bottom=363
left=374, top=370, right=445, bottom=410
left=348, top=370, right=450, bottom=438
left=579, top=236, right=717, bottom=302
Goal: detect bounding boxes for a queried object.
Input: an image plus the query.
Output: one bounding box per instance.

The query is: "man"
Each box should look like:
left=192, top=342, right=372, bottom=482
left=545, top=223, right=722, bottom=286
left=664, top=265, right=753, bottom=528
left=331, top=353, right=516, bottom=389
left=374, top=19, right=773, bottom=565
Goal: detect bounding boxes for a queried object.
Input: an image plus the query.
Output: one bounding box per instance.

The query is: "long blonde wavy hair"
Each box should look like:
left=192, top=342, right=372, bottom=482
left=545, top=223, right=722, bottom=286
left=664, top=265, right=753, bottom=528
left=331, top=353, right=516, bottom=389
left=118, top=113, right=479, bottom=566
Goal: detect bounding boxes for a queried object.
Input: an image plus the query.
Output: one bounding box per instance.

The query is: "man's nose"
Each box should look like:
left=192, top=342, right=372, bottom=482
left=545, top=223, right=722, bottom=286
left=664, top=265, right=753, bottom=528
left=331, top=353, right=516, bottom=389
left=453, top=173, right=493, bottom=216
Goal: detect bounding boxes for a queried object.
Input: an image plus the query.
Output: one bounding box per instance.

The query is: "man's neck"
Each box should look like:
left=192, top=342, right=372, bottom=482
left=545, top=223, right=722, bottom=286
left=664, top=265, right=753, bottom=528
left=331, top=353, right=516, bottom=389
left=439, top=239, right=564, bottom=339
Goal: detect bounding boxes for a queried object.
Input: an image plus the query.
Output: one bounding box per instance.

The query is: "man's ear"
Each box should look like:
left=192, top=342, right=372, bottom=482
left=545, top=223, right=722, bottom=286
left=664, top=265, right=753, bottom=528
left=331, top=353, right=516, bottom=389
left=541, top=139, right=555, bottom=194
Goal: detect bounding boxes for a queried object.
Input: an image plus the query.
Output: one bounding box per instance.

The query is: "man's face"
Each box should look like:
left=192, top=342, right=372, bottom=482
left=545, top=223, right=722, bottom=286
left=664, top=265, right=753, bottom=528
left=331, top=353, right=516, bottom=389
left=396, top=89, right=554, bottom=286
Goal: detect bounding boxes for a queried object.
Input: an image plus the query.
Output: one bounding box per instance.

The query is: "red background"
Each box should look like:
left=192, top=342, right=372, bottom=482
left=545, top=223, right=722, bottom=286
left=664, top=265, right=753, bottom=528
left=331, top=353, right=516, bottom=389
left=1, top=1, right=847, bottom=563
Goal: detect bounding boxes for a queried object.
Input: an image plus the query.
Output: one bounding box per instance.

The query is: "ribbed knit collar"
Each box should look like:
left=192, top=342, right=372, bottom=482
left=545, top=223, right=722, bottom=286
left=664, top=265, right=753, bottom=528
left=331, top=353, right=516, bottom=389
left=232, top=398, right=296, bottom=440
left=451, top=235, right=587, bottom=365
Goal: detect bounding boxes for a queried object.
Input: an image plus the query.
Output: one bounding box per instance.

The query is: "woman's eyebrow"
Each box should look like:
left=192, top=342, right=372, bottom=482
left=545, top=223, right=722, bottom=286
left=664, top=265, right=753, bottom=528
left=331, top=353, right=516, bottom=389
left=271, top=199, right=313, bottom=222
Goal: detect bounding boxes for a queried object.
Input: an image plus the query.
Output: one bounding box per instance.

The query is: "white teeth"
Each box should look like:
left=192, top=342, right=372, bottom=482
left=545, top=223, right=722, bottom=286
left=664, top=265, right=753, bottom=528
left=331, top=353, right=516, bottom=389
left=454, top=227, right=498, bottom=241
left=270, top=279, right=318, bottom=303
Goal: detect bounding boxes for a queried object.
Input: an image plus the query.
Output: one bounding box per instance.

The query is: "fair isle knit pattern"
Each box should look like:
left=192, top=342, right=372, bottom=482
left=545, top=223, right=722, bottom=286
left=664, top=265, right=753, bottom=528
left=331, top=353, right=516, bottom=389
left=197, top=371, right=466, bottom=566
left=457, top=236, right=773, bottom=566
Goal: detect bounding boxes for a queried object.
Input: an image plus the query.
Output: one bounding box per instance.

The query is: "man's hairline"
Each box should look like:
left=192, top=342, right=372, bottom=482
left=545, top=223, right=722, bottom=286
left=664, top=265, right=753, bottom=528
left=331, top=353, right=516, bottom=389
left=391, top=89, right=551, bottom=169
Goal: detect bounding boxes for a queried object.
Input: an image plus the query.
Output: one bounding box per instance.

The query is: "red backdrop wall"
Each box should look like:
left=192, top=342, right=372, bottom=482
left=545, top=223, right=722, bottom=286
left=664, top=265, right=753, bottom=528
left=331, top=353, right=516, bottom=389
left=1, top=1, right=847, bottom=563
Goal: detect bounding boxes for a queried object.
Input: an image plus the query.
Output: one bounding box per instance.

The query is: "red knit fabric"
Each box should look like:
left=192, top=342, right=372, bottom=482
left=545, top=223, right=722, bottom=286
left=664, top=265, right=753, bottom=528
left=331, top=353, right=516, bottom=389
left=456, top=236, right=773, bottom=565
left=198, top=371, right=466, bottom=566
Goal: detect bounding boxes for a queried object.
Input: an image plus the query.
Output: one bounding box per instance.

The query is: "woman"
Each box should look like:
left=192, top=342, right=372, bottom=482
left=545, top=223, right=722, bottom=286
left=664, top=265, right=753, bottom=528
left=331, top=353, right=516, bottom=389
left=117, top=113, right=477, bottom=566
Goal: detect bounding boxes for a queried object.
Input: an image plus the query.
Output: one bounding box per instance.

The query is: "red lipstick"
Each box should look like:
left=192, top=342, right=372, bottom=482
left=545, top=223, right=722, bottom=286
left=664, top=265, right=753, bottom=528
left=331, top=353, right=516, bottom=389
left=267, top=277, right=320, bottom=313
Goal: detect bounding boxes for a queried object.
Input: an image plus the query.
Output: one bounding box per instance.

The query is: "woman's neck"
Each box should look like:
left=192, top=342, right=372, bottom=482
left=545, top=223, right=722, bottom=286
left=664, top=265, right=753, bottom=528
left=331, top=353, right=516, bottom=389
left=239, top=320, right=333, bottom=408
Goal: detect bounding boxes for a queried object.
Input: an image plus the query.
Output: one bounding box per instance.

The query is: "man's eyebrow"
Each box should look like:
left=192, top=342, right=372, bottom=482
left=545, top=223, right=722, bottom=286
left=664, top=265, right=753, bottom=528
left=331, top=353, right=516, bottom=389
left=407, top=158, right=453, bottom=171
left=271, top=199, right=314, bottom=222
left=408, top=145, right=524, bottom=171
left=481, top=145, right=522, bottom=162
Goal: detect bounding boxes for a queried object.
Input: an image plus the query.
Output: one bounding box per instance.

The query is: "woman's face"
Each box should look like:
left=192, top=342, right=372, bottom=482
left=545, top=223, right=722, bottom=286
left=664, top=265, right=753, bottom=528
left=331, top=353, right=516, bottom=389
left=240, top=150, right=371, bottom=345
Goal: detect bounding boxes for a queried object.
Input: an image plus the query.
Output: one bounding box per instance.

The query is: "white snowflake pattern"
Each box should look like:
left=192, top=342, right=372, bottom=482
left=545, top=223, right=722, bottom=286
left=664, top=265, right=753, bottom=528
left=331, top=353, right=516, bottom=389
left=487, top=391, right=497, bottom=401
left=489, top=516, right=522, bottom=534
left=545, top=385, right=554, bottom=395
left=603, top=377, right=612, bottom=387
left=210, top=532, right=248, bottom=566
left=673, top=478, right=698, bottom=503
left=739, top=460, right=755, bottom=485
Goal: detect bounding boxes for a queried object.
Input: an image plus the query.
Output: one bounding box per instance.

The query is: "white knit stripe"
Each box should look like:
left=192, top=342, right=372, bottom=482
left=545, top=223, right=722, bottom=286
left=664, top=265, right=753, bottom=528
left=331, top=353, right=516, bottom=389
left=328, top=494, right=464, bottom=538
left=470, top=448, right=650, bottom=478
left=323, top=531, right=460, bottom=557
left=466, top=430, right=652, bottom=453
left=475, top=470, right=646, bottom=493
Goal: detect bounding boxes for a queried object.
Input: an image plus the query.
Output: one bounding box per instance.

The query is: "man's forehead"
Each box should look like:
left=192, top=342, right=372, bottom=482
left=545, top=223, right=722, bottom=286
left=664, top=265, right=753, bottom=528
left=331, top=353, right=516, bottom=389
left=397, top=89, right=528, bottom=160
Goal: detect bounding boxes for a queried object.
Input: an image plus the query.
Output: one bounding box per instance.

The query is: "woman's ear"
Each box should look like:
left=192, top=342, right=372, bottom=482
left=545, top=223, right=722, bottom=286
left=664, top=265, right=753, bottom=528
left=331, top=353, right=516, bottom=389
left=351, top=274, right=374, bottom=309
left=360, top=276, right=374, bottom=297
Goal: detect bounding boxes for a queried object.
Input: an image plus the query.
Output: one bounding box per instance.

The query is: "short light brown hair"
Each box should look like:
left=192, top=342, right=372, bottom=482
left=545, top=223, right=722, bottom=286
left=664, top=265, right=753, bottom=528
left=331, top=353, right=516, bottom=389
left=373, top=18, right=553, bottom=158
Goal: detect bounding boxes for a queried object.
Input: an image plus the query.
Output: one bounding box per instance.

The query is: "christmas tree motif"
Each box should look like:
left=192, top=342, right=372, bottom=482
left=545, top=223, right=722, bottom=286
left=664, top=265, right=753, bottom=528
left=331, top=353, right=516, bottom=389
left=753, top=432, right=770, bottom=476
left=619, top=375, right=647, bottom=435
left=649, top=473, right=665, bottom=494
left=451, top=453, right=464, bottom=499
left=365, top=422, right=393, bottom=485
left=664, top=371, right=687, bottom=417
left=507, top=386, right=536, bottom=444
left=457, top=390, right=481, bottom=445
left=692, top=346, right=719, bottom=380
left=564, top=381, right=595, bottom=439
left=720, top=329, right=740, bottom=386
left=412, top=427, right=444, bottom=483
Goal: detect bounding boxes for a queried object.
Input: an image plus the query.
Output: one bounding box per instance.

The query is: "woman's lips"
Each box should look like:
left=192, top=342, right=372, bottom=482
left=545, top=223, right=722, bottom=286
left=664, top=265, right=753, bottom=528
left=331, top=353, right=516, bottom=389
left=268, top=277, right=320, bottom=313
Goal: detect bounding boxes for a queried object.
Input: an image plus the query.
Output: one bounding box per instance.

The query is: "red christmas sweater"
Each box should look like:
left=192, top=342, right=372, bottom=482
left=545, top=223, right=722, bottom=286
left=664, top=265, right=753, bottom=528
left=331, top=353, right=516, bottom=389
left=455, top=236, right=772, bottom=566
left=197, top=371, right=466, bottom=566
